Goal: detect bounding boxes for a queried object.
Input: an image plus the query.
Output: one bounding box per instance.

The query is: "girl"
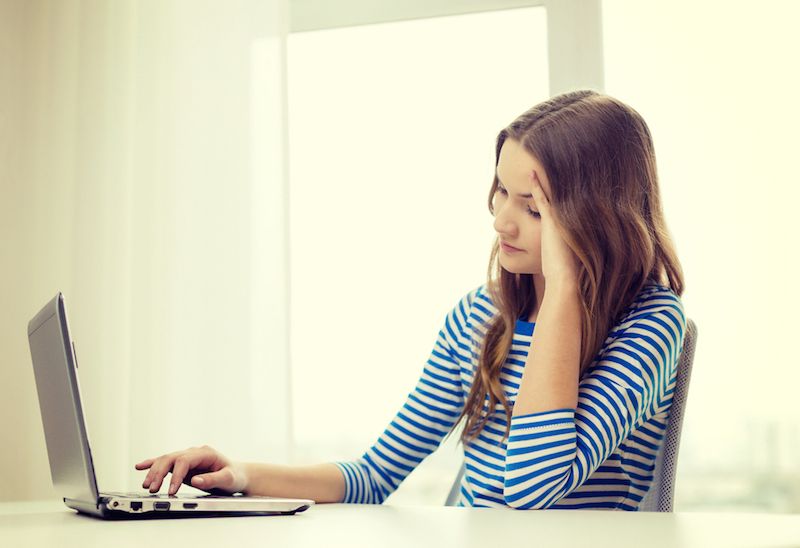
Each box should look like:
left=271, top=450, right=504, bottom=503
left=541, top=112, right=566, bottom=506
left=136, top=89, right=686, bottom=510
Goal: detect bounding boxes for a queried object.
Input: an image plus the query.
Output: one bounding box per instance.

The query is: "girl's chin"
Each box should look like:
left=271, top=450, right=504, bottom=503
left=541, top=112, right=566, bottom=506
left=499, top=260, right=537, bottom=275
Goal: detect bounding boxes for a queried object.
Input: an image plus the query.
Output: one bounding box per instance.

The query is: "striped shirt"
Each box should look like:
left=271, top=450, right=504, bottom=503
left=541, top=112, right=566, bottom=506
left=333, top=282, right=687, bottom=510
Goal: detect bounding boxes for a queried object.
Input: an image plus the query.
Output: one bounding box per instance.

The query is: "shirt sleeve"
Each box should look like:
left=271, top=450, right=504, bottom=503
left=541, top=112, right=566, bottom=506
left=502, top=293, right=687, bottom=509
left=331, top=287, right=478, bottom=504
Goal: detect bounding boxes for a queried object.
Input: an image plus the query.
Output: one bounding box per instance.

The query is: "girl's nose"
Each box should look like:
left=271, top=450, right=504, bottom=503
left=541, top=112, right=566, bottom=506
left=493, top=210, right=516, bottom=237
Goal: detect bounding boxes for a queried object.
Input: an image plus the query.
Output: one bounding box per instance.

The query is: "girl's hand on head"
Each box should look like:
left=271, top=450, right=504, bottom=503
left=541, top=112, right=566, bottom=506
left=134, top=445, right=248, bottom=496
left=529, top=170, right=580, bottom=289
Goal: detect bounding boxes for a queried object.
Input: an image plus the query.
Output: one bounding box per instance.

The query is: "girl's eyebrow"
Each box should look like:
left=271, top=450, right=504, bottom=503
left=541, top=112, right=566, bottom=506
left=496, top=172, right=534, bottom=199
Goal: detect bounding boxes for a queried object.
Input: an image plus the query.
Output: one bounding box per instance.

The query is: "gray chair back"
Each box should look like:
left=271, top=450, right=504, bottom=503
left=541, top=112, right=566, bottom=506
left=639, top=317, right=697, bottom=511
left=444, top=461, right=465, bottom=507
left=444, top=318, right=698, bottom=510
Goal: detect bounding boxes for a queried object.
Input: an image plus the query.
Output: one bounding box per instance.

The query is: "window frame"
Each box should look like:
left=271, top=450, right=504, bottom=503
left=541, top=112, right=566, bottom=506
left=288, top=0, right=604, bottom=95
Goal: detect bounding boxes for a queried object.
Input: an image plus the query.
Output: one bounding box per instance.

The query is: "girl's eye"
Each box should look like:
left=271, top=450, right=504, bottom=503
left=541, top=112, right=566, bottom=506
left=496, top=185, right=540, bottom=219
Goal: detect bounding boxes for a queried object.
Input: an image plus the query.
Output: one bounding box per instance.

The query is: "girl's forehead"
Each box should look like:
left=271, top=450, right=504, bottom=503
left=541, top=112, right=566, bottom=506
left=498, top=140, right=551, bottom=197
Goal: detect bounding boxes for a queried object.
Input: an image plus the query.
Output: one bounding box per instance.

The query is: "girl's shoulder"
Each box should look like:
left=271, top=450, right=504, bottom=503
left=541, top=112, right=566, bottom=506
left=624, top=281, right=684, bottom=315
left=447, top=283, right=489, bottom=320
left=443, top=283, right=494, bottom=337
left=450, top=282, right=491, bottom=311
left=463, top=282, right=496, bottom=320
left=613, top=281, right=686, bottom=335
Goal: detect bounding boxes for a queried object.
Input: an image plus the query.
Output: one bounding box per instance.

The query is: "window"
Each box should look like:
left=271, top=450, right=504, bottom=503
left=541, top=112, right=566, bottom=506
left=288, top=6, right=549, bottom=504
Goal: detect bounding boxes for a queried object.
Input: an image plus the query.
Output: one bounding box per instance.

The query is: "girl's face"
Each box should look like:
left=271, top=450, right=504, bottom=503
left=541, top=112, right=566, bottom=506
left=492, top=138, right=552, bottom=275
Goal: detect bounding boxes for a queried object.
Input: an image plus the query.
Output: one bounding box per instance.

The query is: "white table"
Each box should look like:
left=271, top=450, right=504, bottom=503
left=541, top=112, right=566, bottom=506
left=2, top=501, right=800, bottom=548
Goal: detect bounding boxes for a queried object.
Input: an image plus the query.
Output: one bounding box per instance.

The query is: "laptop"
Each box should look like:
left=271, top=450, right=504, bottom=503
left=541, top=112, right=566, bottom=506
left=27, top=292, right=315, bottom=519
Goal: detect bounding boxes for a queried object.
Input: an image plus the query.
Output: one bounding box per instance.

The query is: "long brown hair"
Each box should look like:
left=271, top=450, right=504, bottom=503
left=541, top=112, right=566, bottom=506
left=454, top=90, right=684, bottom=446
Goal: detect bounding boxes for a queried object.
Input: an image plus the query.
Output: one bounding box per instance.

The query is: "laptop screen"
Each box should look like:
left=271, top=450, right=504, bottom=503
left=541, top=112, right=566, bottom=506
left=28, top=293, right=100, bottom=503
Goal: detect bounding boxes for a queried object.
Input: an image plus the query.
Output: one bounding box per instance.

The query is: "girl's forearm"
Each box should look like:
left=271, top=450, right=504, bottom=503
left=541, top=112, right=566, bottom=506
left=241, top=462, right=345, bottom=503
left=512, top=283, right=582, bottom=416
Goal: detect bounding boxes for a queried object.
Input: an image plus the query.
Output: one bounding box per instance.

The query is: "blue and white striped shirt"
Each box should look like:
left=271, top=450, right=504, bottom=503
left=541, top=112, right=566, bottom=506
left=334, top=282, right=686, bottom=510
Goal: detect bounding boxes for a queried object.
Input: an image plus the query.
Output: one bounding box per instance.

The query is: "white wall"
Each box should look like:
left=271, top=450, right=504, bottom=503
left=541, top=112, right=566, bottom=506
left=0, top=0, right=291, bottom=501
left=1, top=0, right=57, bottom=501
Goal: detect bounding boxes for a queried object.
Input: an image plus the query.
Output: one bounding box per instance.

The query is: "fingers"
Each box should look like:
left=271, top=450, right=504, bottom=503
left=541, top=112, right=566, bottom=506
left=142, top=452, right=178, bottom=493
left=529, top=171, right=551, bottom=210
left=190, top=468, right=235, bottom=493
left=134, top=458, right=154, bottom=471
left=136, top=446, right=225, bottom=494
left=168, top=455, right=194, bottom=495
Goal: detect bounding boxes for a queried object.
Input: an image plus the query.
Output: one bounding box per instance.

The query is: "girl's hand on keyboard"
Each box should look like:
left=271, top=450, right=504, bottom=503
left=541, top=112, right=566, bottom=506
left=135, top=445, right=248, bottom=496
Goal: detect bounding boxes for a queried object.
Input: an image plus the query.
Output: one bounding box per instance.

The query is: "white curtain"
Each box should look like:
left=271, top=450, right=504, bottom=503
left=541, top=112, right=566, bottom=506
left=2, top=0, right=291, bottom=497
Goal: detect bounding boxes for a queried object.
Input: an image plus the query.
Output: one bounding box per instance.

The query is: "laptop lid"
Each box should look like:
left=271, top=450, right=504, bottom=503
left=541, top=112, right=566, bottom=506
left=27, top=292, right=100, bottom=505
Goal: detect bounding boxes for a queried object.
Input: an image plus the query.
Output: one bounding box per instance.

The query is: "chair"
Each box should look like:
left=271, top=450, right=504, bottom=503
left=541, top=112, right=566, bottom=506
left=639, top=317, right=697, bottom=511
left=444, top=318, right=698, bottom=510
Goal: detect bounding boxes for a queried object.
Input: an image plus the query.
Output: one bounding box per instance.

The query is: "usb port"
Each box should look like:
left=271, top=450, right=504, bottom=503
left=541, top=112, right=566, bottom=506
left=154, top=501, right=171, bottom=511
left=183, top=503, right=198, bottom=509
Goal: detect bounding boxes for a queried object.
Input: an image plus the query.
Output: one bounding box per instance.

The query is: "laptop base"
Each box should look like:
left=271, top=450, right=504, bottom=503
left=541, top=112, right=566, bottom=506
left=66, top=498, right=310, bottom=520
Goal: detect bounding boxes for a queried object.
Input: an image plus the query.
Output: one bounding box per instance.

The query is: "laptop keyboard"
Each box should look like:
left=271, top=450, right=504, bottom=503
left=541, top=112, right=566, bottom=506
left=102, top=491, right=231, bottom=499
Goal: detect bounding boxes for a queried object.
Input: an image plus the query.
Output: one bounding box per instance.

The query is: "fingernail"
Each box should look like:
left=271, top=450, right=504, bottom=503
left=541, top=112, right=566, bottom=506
left=195, top=477, right=204, bottom=485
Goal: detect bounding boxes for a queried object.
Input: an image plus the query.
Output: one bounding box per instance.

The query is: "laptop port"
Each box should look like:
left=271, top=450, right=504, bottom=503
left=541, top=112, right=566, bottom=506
left=183, top=503, right=198, bottom=509
left=130, top=501, right=142, bottom=511
left=154, top=501, right=171, bottom=511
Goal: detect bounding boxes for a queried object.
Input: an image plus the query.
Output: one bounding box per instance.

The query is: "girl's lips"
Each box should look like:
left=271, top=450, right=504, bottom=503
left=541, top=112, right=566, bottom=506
left=501, top=241, right=523, bottom=253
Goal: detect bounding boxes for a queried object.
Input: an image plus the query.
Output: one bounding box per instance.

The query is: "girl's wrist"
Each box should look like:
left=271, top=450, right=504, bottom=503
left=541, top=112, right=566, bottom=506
left=544, top=278, right=580, bottom=298
left=237, top=462, right=256, bottom=494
